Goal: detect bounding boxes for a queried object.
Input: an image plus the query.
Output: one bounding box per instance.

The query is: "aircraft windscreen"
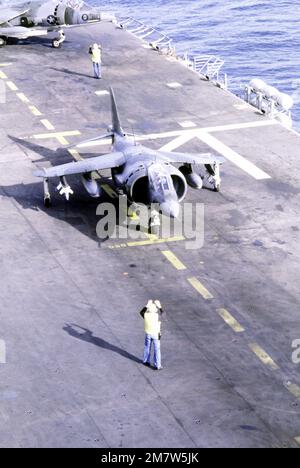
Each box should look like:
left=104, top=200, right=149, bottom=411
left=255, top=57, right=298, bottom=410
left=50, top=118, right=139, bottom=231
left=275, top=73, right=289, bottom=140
left=161, top=176, right=170, bottom=191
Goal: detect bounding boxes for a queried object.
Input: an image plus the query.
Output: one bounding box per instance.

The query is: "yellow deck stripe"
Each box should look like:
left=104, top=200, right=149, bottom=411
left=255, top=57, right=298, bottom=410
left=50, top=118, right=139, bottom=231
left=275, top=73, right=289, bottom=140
left=249, top=343, right=279, bottom=370
left=33, top=130, right=81, bottom=141
left=295, top=437, right=300, bottom=445
left=162, top=250, right=187, bottom=270
left=101, top=184, right=118, bottom=199
left=17, top=93, right=30, bottom=103
left=284, top=382, right=300, bottom=399
left=68, top=149, right=83, bottom=161
left=0, top=63, right=12, bottom=67
left=217, top=308, right=245, bottom=333
left=40, top=119, right=55, bottom=130
left=0, top=71, right=7, bottom=79
left=144, top=233, right=158, bottom=240
left=127, top=236, right=185, bottom=247
left=29, top=106, right=42, bottom=116
left=187, top=277, right=214, bottom=300
left=6, top=81, right=18, bottom=91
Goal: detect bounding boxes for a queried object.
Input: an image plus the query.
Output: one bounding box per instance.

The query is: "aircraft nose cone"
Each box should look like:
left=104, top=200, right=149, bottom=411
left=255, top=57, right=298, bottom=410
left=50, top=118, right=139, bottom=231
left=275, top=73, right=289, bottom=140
left=160, top=201, right=180, bottom=219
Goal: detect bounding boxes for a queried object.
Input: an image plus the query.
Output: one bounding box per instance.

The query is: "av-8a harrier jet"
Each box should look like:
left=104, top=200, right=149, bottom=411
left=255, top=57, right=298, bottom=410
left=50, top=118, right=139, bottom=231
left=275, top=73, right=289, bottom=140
left=34, top=89, right=224, bottom=219
left=0, top=0, right=113, bottom=48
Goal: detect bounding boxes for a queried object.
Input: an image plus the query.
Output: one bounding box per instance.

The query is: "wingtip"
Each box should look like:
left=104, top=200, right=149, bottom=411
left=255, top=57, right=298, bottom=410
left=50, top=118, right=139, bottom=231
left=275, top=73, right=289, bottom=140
left=33, top=168, right=46, bottom=178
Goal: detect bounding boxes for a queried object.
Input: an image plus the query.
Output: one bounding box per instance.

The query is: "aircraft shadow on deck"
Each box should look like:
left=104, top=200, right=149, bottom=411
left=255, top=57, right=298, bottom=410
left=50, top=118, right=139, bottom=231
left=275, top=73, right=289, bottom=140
left=4, top=136, right=129, bottom=245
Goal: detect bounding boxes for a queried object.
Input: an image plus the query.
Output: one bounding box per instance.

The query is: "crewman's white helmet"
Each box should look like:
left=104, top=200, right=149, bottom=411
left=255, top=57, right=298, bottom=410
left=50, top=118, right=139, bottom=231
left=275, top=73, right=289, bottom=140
left=148, top=303, right=158, bottom=313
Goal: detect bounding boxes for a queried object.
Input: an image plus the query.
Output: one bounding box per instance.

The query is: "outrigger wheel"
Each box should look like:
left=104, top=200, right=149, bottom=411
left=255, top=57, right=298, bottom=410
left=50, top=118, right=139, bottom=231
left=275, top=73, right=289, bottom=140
left=0, top=37, right=7, bottom=47
left=43, top=178, right=52, bottom=208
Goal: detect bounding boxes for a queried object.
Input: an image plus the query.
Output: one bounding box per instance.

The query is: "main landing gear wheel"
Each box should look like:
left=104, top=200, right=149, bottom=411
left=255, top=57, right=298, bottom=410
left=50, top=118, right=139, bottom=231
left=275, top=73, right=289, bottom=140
left=44, top=196, right=52, bottom=208
left=0, top=37, right=7, bottom=47
left=52, top=39, right=61, bottom=49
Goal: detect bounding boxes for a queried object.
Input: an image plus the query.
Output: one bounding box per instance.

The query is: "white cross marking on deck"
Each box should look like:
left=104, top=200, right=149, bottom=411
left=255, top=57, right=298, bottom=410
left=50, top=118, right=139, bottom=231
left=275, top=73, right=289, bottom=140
left=0, top=339, right=6, bottom=364
left=85, top=120, right=278, bottom=147
left=159, top=133, right=194, bottom=152
left=198, top=132, right=271, bottom=180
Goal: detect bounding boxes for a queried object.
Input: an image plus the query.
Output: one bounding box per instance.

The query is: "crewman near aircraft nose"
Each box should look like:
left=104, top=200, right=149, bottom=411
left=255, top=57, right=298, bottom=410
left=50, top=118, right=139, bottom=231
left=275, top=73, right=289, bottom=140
left=140, top=300, right=164, bottom=370
left=89, top=43, right=102, bottom=79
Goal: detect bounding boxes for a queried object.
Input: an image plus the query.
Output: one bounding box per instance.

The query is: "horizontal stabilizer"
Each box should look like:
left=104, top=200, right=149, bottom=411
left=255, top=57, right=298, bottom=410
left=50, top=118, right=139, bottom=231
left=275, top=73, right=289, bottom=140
left=73, top=133, right=113, bottom=149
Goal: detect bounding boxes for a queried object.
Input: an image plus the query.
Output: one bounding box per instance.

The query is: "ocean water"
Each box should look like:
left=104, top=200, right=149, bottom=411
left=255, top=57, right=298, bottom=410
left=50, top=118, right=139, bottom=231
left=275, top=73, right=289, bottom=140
left=91, top=0, right=300, bottom=131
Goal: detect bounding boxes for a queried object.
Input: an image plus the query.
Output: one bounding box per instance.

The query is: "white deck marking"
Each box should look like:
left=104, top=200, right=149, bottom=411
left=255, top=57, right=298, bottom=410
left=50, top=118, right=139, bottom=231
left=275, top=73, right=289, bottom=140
left=0, top=339, right=6, bottom=364
left=179, top=121, right=197, bottom=128
left=83, top=120, right=278, bottom=147
left=167, top=82, right=183, bottom=89
left=198, top=132, right=271, bottom=180
left=159, top=133, right=194, bottom=152
left=95, top=90, right=110, bottom=96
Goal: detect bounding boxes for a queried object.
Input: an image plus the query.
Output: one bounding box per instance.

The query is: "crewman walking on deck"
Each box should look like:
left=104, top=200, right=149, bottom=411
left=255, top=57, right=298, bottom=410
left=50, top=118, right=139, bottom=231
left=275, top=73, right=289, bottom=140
left=89, top=43, right=102, bottom=79
left=140, top=300, right=164, bottom=370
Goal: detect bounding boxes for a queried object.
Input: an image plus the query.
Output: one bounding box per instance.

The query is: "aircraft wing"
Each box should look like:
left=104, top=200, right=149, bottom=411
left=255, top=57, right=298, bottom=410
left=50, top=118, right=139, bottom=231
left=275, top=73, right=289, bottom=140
left=34, top=152, right=125, bottom=178
left=158, top=151, right=225, bottom=165
left=0, top=8, right=30, bottom=26
left=0, top=26, right=48, bottom=39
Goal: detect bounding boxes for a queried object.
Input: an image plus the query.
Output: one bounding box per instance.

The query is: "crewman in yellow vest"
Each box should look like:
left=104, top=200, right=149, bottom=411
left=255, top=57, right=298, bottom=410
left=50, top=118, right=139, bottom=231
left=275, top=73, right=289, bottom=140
left=140, top=300, right=164, bottom=370
left=89, top=43, right=102, bottom=79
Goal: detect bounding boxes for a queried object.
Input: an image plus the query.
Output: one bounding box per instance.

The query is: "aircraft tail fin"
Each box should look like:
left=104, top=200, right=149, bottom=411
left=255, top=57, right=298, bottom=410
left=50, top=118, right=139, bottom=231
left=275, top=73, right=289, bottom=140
left=110, top=87, right=124, bottom=136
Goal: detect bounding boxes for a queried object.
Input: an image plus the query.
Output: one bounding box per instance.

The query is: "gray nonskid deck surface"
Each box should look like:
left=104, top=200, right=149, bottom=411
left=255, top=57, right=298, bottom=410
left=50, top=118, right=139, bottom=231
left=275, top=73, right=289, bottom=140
left=0, top=22, right=300, bottom=448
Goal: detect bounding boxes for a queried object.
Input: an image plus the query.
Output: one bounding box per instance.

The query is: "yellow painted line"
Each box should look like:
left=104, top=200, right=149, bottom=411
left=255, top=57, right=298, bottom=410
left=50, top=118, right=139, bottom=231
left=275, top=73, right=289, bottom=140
left=59, top=137, right=70, bottom=145
left=68, top=148, right=83, bottom=161
left=126, top=236, right=185, bottom=248
left=0, top=63, right=12, bottom=67
left=17, top=93, right=30, bottom=103
left=217, top=308, right=245, bottom=333
left=0, top=71, right=7, bottom=79
left=40, top=119, right=55, bottom=130
left=249, top=343, right=279, bottom=371
left=161, top=250, right=187, bottom=270
left=295, top=437, right=300, bottom=445
left=284, top=382, right=300, bottom=399
left=29, top=105, right=42, bottom=116
left=144, top=232, right=158, bottom=240
left=101, top=184, right=118, bottom=199
left=187, top=277, right=214, bottom=300
left=33, top=130, right=81, bottom=142
left=6, top=81, right=18, bottom=91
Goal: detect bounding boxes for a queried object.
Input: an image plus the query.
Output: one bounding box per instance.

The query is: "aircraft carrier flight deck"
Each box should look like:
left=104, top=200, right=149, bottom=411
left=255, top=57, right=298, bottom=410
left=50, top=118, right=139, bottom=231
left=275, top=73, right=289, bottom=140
left=0, top=20, right=300, bottom=448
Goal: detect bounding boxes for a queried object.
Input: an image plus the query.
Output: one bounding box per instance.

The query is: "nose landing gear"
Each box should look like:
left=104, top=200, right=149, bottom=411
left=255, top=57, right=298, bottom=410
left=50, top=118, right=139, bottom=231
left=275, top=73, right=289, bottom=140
left=52, top=30, right=66, bottom=49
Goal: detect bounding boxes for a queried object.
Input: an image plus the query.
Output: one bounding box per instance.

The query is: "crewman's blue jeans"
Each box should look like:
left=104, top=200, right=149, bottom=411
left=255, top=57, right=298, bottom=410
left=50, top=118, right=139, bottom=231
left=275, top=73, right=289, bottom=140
left=143, top=334, right=161, bottom=369
left=93, top=62, right=101, bottom=79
